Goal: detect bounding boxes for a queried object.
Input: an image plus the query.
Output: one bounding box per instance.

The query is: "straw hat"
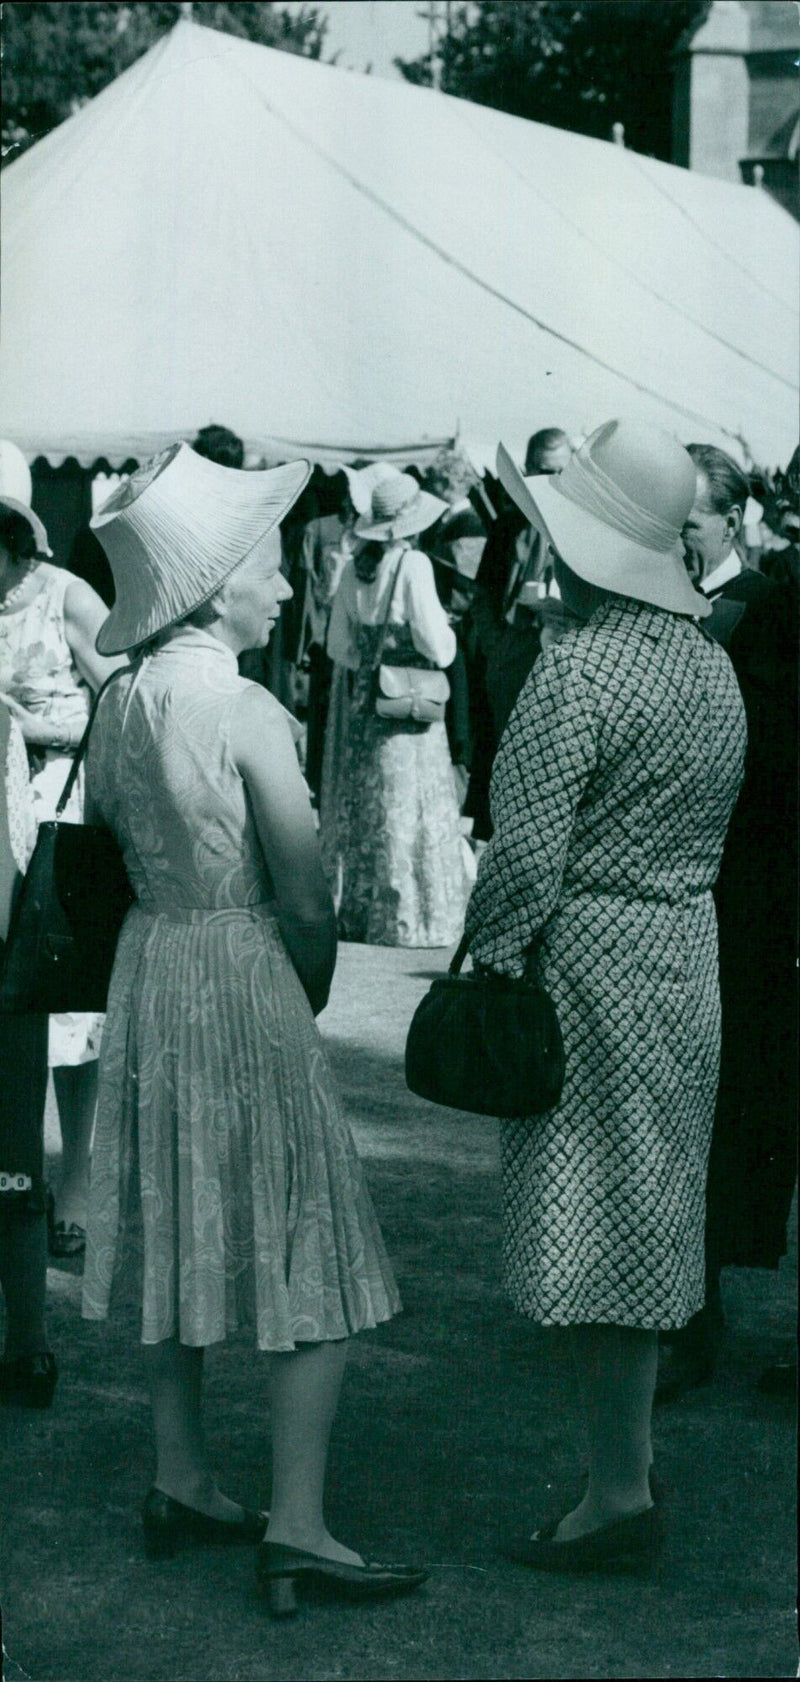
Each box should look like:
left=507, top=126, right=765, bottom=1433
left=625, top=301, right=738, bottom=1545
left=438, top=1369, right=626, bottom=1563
left=91, top=443, right=310, bottom=654
left=355, top=473, right=447, bottom=542
left=0, top=440, right=51, bottom=556
left=343, top=461, right=403, bottom=516
left=497, top=420, right=710, bottom=620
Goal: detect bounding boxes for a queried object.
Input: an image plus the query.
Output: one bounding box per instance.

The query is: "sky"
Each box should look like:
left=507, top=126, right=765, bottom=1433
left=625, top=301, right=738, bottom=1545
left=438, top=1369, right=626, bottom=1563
left=284, top=0, right=433, bottom=80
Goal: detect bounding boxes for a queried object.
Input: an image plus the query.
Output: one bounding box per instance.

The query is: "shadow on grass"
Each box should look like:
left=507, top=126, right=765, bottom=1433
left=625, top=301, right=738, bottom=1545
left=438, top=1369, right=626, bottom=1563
left=8, top=1002, right=798, bottom=1681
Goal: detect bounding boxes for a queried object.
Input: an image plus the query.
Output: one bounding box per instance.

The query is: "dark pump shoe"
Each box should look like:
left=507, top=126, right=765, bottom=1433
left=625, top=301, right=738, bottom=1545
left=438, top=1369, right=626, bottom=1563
left=503, top=1503, right=664, bottom=1575
left=256, top=1541, right=428, bottom=1617
left=0, top=1351, right=58, bottom=1409
left=142, top=1487, right=268, bottom=1558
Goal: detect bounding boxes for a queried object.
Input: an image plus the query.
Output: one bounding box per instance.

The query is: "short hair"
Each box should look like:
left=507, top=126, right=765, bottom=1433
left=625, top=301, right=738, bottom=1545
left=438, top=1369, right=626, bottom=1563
left=686, top=444, right=749, bottom=516
left=191, top=425, right=245, bottom=470
left=0, top=504, right=39, bottom=562
left=525, top=428, right=569, bottom=472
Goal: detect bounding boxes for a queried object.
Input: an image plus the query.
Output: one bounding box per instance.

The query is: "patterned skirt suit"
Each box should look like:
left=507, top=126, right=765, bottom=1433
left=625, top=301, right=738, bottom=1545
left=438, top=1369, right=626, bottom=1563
left=465, top=600, right=746, bottom=1329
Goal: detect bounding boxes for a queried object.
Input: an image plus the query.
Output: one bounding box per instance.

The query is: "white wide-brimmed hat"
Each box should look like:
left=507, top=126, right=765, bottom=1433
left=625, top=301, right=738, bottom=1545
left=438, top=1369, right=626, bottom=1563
left=343, top=461, right=404, bottom=516
left=497, top=419, right=710, bottom=620
left=0, top=440, right=52, bottom=556
left=355, top=473, right=448, bottom=542
left=91, top=443, right=310, bottom=654
left=0, top=495, right=52, bottom=558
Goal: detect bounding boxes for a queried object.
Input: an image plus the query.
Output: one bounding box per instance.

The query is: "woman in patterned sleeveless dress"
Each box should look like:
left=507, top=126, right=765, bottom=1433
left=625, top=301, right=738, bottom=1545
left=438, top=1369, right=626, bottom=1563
left=0, top=497, right=124, bottom=1255
left=81, top=445, right=425, bottom=1613
left=320, top=474, right=471, bottom=947
left=465, top=424, right=746, bottom=1573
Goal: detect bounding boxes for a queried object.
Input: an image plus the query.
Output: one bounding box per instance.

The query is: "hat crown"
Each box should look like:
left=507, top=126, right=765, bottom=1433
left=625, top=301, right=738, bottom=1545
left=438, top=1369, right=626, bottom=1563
left=580, top=420, right=696, bottom=531
left=368, top=474, right=421, bottom=523
left=0, top=440, right=33, bottom=507
left=344, top=461, right=402, bottom=515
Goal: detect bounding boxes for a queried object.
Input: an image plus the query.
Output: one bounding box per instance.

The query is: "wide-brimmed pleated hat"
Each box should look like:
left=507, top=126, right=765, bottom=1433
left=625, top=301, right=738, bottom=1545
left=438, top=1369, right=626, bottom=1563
left=354, top=473, right=447, bottom=542
left=91, top=443, right=310, bottom=654
left=497, top=419, right=710, bottom=619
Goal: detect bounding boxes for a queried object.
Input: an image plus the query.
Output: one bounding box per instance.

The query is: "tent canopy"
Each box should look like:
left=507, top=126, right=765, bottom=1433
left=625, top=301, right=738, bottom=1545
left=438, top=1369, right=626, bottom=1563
left=1, top=18, right=797, bottom=471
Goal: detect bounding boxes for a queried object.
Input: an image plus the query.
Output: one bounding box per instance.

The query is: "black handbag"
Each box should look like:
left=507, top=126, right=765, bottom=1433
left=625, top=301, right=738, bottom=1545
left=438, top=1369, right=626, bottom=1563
left=0, top=671, right=135, bottom=1015
left=405, top=931, right=565, bottom=1119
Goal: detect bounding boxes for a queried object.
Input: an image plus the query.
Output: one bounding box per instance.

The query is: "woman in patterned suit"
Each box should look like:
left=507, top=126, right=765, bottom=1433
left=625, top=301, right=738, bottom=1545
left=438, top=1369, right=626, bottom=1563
left=464, top=421, right=746, bottom=1573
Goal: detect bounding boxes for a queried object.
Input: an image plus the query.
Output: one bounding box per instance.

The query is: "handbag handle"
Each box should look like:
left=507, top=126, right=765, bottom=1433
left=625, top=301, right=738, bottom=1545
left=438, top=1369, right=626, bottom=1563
left=371, top=551, right=406, bottom=673
left=55, top=665, right=132, bottom=817
left=449, top=928, right=541, bottom=984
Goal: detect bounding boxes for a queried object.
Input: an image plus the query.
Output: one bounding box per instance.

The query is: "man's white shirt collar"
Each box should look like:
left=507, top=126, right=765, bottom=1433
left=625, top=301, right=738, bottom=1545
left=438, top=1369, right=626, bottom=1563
left=701, top=552, right=743, bottom=597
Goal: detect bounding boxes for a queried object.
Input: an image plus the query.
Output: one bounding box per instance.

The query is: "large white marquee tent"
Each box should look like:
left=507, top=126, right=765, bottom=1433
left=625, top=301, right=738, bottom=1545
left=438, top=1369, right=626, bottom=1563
left=1, top=18, right=797, bottom=471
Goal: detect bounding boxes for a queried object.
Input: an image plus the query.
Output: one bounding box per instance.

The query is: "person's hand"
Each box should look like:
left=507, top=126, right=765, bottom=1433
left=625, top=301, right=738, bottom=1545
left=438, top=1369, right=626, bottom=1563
left=0, top=696, right=62, bottom=750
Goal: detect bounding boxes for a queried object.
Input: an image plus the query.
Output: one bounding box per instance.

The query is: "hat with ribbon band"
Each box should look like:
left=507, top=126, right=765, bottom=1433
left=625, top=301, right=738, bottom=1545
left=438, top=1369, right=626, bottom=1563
left=343, top=461, right=404, bottom=516
left=497, top=419, right=710, bottom=620
left=355, top=473, right=447, bottom=542
left=91, top=443, right=310, bottom=654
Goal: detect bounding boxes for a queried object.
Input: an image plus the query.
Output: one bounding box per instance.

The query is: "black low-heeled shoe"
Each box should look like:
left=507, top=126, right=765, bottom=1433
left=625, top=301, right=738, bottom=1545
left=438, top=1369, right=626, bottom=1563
left=256, top=1541, right=428, bottom=1618
left=503, top=1503, right=663, bottom=1575
left=0, top=1352, right=58, bottom=1409
left=142, top=1487, right=268, bottom=1559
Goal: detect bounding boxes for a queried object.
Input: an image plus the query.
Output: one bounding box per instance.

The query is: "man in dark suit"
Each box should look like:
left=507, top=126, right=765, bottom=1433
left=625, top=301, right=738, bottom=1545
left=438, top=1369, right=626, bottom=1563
left=467, top=428, right=572, bottom=836
left=658, top=443, right=798, bottom=1400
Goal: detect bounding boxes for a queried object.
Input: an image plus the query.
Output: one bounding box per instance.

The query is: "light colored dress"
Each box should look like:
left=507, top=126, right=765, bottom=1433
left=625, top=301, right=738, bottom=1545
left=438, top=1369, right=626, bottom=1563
left=465, top=601, right=747, bottom=1331
left=81, top=626, right=400, bottom=1350
left=320, top=544, right=471, bottom=947
left=0, top=562, right=103, bottom=1067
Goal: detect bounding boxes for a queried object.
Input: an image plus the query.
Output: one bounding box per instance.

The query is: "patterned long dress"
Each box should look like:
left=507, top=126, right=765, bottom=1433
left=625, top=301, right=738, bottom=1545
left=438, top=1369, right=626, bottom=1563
left=465, top=600, right=746, bottom=1331
left=319, top=545, right=471, bottom=947
left=80, top=626, right=400, bottom=1350
left=0, top=562, right=103, bottom=1067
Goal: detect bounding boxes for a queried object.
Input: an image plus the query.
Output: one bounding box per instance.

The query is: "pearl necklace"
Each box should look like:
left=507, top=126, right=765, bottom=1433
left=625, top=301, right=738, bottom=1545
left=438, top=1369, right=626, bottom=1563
left=0, top=563, right=33, bottom=613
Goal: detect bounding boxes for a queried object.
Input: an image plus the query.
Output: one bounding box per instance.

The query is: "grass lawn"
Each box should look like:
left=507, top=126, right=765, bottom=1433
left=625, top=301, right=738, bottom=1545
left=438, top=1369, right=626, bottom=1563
left=1, top=943, right=795, bottom=1681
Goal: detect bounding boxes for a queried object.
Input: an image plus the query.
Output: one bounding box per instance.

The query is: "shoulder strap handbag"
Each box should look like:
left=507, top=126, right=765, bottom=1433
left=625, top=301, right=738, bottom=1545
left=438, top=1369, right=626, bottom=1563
left=0, top=668, right=136, bottom=1015
left=404, top=929, right=564, bottom=1119
left=371, top=552, right=451, bottom=727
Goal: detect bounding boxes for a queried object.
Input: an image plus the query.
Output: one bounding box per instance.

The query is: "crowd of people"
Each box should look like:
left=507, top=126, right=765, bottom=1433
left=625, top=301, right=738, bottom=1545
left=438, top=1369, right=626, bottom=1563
left=0, top=411, right=796, bottom=1612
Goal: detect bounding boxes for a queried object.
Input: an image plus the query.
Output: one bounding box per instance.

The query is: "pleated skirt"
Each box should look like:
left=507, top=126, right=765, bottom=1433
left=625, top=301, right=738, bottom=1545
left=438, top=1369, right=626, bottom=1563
left=81, top=902, right=400, bottom=1348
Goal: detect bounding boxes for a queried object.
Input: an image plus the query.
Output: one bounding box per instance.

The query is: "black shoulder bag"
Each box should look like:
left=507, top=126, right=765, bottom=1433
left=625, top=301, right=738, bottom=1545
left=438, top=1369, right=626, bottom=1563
left=0, top=670, right=135, bottom=1015
left=405, top=930, right=565, bottom=1119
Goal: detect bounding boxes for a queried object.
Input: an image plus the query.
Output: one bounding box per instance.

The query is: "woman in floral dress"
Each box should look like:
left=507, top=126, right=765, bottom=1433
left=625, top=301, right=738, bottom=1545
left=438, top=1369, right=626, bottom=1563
left=0, top=495, right=123, bottom=1254
left=80, top=444, right=425, bottom=1612
left=320, top=474, right=471, bottom=947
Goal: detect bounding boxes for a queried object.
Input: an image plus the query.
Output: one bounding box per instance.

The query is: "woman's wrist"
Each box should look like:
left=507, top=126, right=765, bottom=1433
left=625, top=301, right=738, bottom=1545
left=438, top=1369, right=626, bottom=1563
left=47, top=720, right=79, bottom=752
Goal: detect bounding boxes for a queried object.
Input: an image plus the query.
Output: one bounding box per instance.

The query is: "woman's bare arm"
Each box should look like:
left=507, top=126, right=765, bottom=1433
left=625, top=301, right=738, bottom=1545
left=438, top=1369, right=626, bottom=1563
left=64, top=578, right=127, bottom=693
left=232, top=685, right=337, bottom=1014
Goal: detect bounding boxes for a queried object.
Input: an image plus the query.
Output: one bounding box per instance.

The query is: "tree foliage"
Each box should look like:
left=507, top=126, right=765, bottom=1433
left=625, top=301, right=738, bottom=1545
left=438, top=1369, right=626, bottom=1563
left=1, top=1, right=327, bottom=159
left=398, top=1, right=711, bottom=160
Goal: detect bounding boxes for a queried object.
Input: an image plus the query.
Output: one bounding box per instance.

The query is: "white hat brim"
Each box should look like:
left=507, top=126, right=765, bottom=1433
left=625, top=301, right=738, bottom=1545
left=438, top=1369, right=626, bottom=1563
left=496, top=444, right=710, bottom=621
left=355, top=489, right=448, bottom=542
left=0, top=495, right=52, bottom=557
